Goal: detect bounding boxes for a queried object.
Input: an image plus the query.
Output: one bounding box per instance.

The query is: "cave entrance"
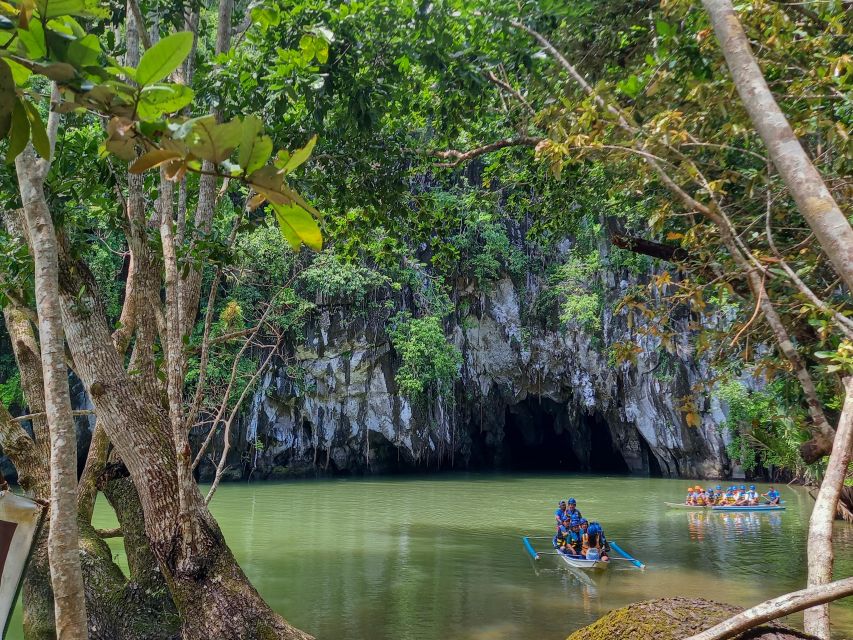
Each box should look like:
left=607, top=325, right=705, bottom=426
left=586, top=413, right=631, bottom=474
left=502, top=397, right=581, bottom=471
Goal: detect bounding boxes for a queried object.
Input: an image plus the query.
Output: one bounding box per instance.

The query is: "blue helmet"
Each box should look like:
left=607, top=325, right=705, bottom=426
left=570, top=514, right=581, bottom=524
left=588, top=523, right=601, bottom=534
left=740, top=485, right=746, bottom=490
left=579, top=518, right=588, bottom=525
left=568, top=498, right=577, bottom=505
left=750, top=485, right=756, bottom=490
left=559, top=500, right=567, bottom=506
left=716, top=485, right=721, bottom=490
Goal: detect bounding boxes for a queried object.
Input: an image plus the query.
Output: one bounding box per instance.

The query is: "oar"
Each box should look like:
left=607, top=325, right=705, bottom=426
left=610, top=541, right=646, bottom=569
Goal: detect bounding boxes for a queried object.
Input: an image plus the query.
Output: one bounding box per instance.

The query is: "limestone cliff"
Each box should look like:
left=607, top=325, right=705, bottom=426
left=201, top=249, right=732, bottom=481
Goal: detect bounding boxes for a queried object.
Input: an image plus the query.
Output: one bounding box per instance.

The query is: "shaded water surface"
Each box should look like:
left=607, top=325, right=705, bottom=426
left=8, top=474, right=853, bottom=638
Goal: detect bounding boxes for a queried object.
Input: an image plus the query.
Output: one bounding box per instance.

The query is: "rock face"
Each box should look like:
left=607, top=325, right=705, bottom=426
left=566, top=598, right=815, bottom=640
left=199, top=247, right=733, bottom=481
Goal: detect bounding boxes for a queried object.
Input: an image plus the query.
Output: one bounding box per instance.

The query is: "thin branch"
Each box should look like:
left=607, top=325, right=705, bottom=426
left=484, top=70, right=535, bottom=116
left=429, top=135, right=542, bottom=167
left=204, top=336, right=282, bottom=504
left=13, top=409, right=95, bottom=423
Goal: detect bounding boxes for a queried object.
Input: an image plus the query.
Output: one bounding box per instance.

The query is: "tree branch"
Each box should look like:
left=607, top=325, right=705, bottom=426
left=429, top=135, right=542, bottom=167
left=684, top=576, right=853, bottom=640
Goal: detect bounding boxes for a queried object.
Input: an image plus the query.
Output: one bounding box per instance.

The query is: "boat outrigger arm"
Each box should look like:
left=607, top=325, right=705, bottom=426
left=521, top=536, right=646, bottom=569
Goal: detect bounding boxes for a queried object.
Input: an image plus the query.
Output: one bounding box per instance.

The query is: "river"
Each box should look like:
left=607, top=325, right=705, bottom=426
left=7, top=474, right=853, bottom=639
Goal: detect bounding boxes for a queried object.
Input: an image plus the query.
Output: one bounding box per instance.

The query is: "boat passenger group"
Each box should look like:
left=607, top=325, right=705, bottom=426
left=551, top=498, right=610, bottom=561
left=685, top=484, right=781, bottom=506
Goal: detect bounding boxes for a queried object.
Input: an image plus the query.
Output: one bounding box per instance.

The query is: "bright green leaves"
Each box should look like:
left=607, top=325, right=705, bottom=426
left=272, top=203, right=322, bottom=251
left=35, top=0, right=109, bottom=19
left=135, top=32, right=194, bottom=86
left=238, top=115, right=272, bottom=174
left=137, top=84, right=194, bottom=120
left=118, top=110, right=323, bottom=252
left=617, top=74, right=643, bottom=99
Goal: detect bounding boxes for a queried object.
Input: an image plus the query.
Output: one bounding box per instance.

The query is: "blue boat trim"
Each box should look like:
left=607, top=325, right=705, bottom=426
left=610, top=541, right=645, bottom=569
left=522, top=536, right=540, bottom=560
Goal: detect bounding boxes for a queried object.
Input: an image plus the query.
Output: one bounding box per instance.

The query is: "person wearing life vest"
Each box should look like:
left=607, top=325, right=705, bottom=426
left=745, top=485, right=759, bottom=505
left=735, top=485, right=749, bottom=506
left=553, top=522, right=570, bottom=553
left=565, top=497, right=582, bottom=520
left=554, top=500, right=568, bottom=526
left=586, top=522, right=610, bottom=561
left=764, top=486, right=781, bottom=505
left=566, top=520, right=583, bottom=557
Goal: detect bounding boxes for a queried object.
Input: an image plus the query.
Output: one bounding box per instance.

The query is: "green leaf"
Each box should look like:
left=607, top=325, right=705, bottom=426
left=182, top=116, right=241, bottom=163
left=128, top=148, right=183, bottom=173
left=238, top=115, right=272, bottom=174
left=0, top=59, right=15, bottom=139
left=272, top=203, right=322, bottom=251
left=135, top=31, right=194, bottom=86
left=282, top=134, right=317, bottom=174
left=67, top=33, right=100, bottom=68
left=18, top=22, right=47, bottom=59
left=36, top=0, right=109, bottom=19
left=137, top=83, right=194, bottom=120
left=6, top=99, right=29, bottom=163
left=617, top=74, right=642, bottom=99
left=24, top=101, right=49, bottom=159
left=6, top=59, right=32, bottom=85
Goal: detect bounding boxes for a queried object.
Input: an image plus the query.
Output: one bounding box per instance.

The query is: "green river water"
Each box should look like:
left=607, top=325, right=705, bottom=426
left=7, top=474, right=853, bottom=639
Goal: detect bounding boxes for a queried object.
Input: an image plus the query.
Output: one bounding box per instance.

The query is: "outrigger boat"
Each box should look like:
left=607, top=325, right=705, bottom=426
left=522, top=536, right=645, bottom=570
left=664, top=502, right=785, bottom=512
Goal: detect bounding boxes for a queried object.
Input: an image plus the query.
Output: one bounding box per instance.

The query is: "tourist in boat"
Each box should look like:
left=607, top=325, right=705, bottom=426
left=764, top=486, right=781, bottom=505
left=734, top=485, right=749, bottom=506
left=586, top=522, right=610, bottom=561
left=746, top=485, right=759, bottom=505
left=566, top=497, right=582, bottom=520
left=553, top=521, right=571, bottom=553
left=555, top=500, right=568, bottom=525
left=566, top=520, right=583, bottom=557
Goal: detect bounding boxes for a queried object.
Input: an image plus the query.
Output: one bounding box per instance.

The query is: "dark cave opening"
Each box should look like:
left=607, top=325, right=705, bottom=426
left=586, top=414, right=630, bottom=474
left=640, top=437, right=664, bottom=477
left=501, top=397, right=581, bottom=471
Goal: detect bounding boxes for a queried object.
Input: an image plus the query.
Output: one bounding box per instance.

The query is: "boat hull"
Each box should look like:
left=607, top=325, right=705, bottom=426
left=558, top=553, right=610, bottom=571
left=664, top=502, right=785, bottom=512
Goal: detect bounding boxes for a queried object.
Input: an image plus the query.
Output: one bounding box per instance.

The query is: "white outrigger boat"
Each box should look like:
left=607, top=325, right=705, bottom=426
left=522, top=536, right=645, bottom=570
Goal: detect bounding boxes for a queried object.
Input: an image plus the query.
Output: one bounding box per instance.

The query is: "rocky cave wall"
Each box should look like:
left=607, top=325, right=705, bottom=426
left=197, top=242, right=733, bottom=482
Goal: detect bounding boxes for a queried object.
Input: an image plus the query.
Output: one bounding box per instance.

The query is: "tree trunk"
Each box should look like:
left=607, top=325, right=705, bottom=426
left=16, top=147, right=89, bottom=640
left=684, top=576, right=853, bottom=640
left=54, top=240, right=312, bottom=639
left=701, top=0, right=853, bottom=293
left=804, top=377, right=853, bottom=639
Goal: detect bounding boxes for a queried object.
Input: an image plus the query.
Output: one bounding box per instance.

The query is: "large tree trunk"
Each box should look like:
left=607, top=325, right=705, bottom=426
left=803, top=377, right=853, bottom=639
left=701, top=0, right=853, bottom=294
left=54, top=240, right=311, bottom=639
left=16, top=147, right=89, bottom=640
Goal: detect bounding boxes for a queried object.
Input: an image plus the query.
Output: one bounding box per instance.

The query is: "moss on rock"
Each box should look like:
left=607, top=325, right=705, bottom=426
left=567, top=598, right=817, bottom=640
